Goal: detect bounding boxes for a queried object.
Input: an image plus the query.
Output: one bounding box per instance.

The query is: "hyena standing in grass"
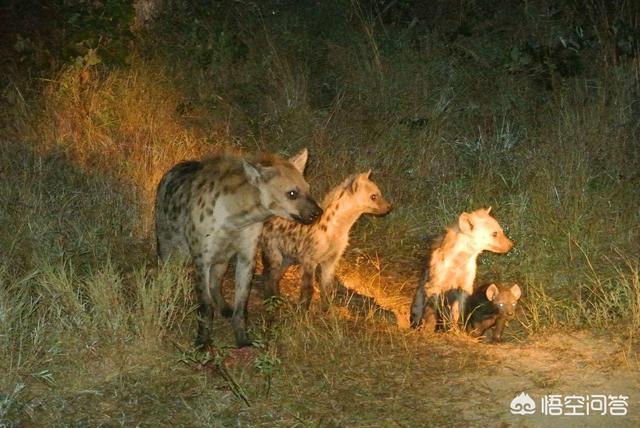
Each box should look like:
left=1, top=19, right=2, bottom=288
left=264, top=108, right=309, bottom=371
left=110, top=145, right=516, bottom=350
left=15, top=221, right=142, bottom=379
left=155, top=149, right=322, bottom=348
left=410, top=208, right=513, bottom=330
left=260, top=171, right=392, bottom=309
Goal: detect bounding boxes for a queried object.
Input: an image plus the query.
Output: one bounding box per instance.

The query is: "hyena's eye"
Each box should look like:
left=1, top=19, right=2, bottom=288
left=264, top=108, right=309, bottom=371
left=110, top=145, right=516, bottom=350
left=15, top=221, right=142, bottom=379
left=370, top=194, right=378, bottom=201
left=498, top=303, right=504, bottom=307
left=492, top=231, right=498, bottom=237
left=286, top=190, right=299, bottom=200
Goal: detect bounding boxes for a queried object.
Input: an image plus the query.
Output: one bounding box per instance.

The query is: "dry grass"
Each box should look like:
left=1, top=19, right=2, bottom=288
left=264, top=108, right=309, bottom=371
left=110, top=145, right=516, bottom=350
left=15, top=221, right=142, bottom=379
left=1, top=0, right=639, bottom=425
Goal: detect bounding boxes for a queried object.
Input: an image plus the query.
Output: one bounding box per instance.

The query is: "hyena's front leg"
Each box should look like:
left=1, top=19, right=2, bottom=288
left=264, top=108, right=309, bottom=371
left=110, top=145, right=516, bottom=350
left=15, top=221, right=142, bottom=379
left=469, top=317, right=496, bottom=339
left=231, top=225, right=262, bottom=348
left=232, top=251, right=256, bottom=347
left=319, top=259, right=338, bottom=311
left=491, top=317, right=508, bottom=343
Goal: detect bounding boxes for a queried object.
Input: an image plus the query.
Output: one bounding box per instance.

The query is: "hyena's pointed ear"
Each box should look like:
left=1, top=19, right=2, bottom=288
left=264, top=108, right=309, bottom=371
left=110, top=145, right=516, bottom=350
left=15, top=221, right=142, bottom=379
left=363, top=169, right=372, bottom=179
left=243, top=159, right=263, bottom=185
left=485, top=284, right=499, bottom=301
left=509, top=284, right=522, bottom=300
left=288, top=148, right=308, bottom=174
left=485, top=206, right=492, bottom=215
left=458, top=212, right=474, bottom=234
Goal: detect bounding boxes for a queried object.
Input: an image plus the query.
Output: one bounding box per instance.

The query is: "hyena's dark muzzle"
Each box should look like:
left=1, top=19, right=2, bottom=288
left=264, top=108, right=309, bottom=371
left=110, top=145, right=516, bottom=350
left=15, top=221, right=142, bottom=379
left=292, top=197, right=323, bottom=225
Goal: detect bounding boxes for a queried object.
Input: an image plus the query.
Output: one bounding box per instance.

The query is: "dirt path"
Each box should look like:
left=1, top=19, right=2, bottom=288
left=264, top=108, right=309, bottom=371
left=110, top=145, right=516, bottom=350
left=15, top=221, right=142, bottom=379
left=451, top=331, right=639, bottom=427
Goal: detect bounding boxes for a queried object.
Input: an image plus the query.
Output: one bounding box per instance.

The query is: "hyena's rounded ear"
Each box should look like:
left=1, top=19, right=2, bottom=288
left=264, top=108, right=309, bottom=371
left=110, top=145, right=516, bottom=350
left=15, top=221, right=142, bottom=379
left=349, top=175, right=360, bottom=193
left=510, top=284, right=522, bottom=300
left=242, top=159, right=262, bottom=185
left=288, top=148, right=308, bottom=174
left=243, top=160, right=276, bottom=184
left=485, top=284, right=499, bottom=301
left=459, top=212, right=474, bottom=234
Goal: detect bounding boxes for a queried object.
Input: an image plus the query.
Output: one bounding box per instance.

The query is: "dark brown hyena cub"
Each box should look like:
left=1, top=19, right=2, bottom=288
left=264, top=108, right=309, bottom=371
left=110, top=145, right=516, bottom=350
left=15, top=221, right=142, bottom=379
left=465, top=282, right=521, bottom=342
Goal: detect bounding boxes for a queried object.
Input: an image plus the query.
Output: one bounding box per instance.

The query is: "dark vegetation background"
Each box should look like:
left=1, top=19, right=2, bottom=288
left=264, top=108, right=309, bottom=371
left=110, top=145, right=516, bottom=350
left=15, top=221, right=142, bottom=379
left=1, top=0, right=638, bottom=425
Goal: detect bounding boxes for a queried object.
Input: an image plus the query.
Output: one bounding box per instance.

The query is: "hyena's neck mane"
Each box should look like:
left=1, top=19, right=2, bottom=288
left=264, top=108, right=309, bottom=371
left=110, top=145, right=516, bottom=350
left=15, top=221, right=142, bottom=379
left=314, top=174, right=364, bottom=237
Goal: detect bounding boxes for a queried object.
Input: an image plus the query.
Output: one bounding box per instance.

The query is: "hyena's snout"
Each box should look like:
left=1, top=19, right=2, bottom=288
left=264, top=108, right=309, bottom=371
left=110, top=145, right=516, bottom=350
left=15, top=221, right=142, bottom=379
left=487, top=232, right=513, bottom=253
left=376, top=197, right=393, bottom=215
left=292, top=197, right=323, bottom=225
left=502, top=306, right=516, bottom=319
left=495, top=235, right=514, bottom=253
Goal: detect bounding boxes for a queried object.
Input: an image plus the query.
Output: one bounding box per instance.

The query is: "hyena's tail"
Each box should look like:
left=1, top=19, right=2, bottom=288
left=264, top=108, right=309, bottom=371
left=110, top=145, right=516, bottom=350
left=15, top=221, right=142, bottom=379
left=410, top=283, right=426, bottom=328
left=411, top=267, right=432, bottom=328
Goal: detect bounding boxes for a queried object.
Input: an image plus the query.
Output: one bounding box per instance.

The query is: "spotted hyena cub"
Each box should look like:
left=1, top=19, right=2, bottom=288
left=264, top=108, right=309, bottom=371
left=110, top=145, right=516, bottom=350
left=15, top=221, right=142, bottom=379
left=410, top=208, right=513, bottom=330
left=261, top=171, right=392, bottom=309
left=155, top=149, right=322, bottom=348
left=465, top=282, right=522, bottom=342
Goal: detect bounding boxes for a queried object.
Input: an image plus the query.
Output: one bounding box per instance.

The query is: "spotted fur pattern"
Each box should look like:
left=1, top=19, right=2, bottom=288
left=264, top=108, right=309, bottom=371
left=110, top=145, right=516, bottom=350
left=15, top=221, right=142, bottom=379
left=155, top=149, right=322, bottom=347
left=260, top=171, right=392, bottom=309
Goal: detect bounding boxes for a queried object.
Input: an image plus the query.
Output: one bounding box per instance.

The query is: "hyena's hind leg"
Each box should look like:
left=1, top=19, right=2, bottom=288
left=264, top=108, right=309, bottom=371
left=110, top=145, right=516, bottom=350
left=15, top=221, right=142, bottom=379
left=194, top=257, right=230, bottom=348
left=209, top=261, right=233, bottom=318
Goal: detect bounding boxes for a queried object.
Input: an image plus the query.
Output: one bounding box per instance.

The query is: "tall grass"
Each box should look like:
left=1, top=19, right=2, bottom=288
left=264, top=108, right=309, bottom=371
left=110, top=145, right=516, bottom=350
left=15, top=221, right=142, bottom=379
left=1, top=0, right=639, bottom=424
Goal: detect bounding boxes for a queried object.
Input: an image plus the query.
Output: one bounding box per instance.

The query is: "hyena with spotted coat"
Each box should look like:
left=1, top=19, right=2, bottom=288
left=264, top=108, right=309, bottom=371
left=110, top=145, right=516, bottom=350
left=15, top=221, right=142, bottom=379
left=155, top=149, right=322, bottom=347
left=410, top=208, right=513, bottom=330
left=261, top=171, right=392, bottom=309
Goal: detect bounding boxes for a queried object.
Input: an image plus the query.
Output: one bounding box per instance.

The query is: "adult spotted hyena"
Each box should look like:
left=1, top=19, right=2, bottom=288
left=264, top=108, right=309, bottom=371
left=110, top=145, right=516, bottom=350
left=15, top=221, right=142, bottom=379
left=410, top=208, right=513, bottom=330
left=155, top=149, right=322, bottom=348
left=260, top=171, right=392, bottom=309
